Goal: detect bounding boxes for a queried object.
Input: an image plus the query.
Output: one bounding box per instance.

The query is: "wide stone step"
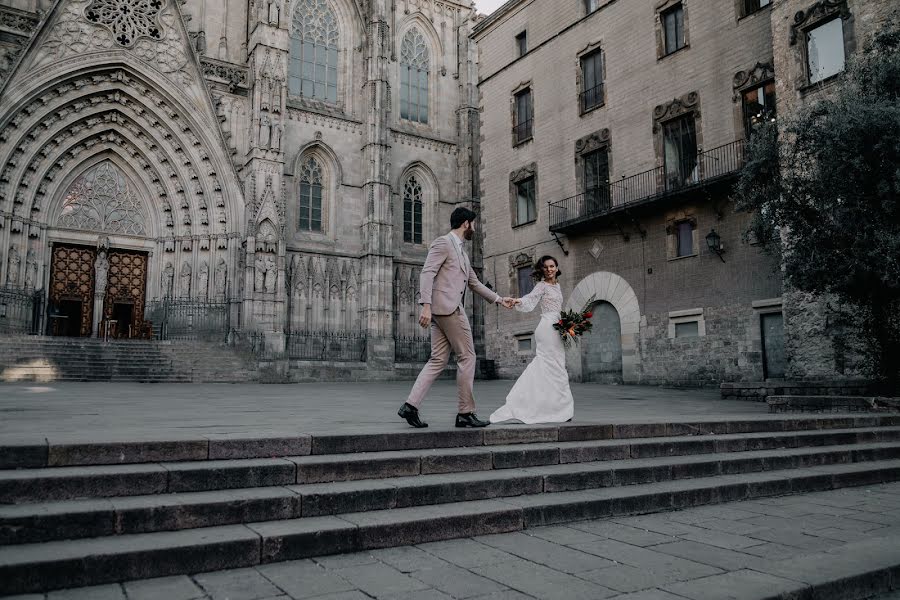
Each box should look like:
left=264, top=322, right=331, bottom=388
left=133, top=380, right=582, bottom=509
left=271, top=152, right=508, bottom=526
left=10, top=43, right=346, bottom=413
left=2, top=458, right=899, bottom=596
left=3, top=441, right=899, bottom=538
left=5, top=414, right=898, bottom=471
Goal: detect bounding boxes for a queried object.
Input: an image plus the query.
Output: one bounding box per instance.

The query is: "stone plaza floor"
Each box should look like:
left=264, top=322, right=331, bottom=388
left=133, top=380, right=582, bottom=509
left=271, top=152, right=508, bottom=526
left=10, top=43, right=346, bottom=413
left=0, top=380, right=766, bottom=444
left=7, top=481, right=900, bottom=600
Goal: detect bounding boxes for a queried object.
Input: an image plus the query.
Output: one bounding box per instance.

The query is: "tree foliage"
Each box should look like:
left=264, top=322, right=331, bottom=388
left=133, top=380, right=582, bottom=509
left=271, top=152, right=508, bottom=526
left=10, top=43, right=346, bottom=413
left=734, top=21, right=900, bottom=390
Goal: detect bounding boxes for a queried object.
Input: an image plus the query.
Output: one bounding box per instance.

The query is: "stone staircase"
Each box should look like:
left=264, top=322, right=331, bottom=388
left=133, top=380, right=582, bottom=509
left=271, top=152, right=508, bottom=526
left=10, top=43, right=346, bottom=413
left=0, top=335, right=258, bottom=383
left=2, top=415, right=900, bottom=595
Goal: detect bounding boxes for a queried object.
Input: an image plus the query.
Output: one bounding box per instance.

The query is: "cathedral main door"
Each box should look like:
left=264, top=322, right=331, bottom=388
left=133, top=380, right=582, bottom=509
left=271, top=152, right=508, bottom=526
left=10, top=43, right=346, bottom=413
left=48, top=243, right=149, bottom=338
left=48, top=244, right=96, bottom=337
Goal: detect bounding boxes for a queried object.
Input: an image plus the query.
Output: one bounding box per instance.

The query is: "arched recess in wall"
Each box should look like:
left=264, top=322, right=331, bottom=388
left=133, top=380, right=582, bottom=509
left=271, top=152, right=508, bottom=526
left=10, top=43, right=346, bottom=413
left=564, top=271, right=642, bottom=383
left=291, top=140, right=343, bottom=239
left=395, top=160, right=439, bottom=247
left=395, top=15, right=443, bottom=127
left=287, top=0, right=364, bottom=113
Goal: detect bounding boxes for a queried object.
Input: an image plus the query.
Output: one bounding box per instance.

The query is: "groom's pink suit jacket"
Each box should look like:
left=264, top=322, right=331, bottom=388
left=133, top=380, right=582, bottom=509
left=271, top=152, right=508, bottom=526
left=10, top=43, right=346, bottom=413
left=419, top=234, right=500, bottom=315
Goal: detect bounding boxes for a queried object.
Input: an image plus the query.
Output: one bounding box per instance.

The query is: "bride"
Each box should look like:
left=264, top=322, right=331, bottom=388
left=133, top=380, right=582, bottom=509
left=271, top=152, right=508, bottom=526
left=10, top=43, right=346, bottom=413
left=490, top=255, right=574, bottom=424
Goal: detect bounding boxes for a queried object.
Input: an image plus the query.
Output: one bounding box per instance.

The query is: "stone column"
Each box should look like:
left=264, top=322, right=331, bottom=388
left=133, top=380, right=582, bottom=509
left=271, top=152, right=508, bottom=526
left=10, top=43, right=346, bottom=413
left=241, top=7, right=288, bottom=352
left=92, top=250, right=109, bottom=338
left=361, top=7, right=396, bottom=373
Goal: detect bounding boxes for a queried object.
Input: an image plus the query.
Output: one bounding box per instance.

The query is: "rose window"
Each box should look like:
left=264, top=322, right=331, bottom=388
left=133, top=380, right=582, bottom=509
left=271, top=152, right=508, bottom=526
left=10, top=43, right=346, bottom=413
left=84, top=0, right=164, bottom=47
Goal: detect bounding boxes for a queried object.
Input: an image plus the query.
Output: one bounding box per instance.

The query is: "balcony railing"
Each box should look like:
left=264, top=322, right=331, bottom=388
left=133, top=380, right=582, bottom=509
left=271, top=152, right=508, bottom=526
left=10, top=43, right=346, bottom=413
left=549, top=139, right=746, bottom=232
left=580, top=84, right=604, bottom=113
left=512, top=119, right=533, bottom=144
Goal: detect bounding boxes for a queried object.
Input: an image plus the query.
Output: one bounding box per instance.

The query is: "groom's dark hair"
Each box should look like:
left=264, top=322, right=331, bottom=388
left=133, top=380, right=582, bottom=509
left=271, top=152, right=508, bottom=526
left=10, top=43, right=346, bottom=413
left=450, top=207, right=478, bottom=229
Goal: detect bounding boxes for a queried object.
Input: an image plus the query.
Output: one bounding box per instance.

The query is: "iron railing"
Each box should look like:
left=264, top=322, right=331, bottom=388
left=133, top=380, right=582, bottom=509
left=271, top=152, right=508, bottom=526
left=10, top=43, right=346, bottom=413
left=549, top=139, right=746, bottom=231
left=512, top=119, right=533, bottom=144
left=394, top=335, right=431, bottom=363
left=286, top=330, right=367, bottom=362
left=580, top=84, right=604, bottom=113
left=0, top=287, right=41, bottom=335
left=145, top=298, right=230, bottom=342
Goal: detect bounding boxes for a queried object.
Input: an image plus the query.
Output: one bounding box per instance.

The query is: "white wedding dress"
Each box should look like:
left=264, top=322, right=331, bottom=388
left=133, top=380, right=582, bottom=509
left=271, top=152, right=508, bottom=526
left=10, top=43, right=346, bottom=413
left=490, top=281, right=574, bottom=424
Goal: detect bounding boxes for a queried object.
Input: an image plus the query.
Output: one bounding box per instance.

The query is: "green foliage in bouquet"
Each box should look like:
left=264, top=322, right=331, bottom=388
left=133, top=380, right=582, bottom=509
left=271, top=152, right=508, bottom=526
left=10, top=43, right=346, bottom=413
left=553, top=295, right=596, bottom=348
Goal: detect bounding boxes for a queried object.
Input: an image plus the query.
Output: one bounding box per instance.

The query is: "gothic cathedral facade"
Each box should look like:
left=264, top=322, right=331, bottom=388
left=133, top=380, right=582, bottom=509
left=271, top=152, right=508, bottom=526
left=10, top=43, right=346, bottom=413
left=0, top=0, right=481, bottom=376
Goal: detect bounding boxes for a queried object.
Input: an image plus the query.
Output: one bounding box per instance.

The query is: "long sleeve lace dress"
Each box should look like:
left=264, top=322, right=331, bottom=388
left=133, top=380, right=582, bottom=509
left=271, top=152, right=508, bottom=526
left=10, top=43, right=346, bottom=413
left=489, top=281, right=574, bottom=424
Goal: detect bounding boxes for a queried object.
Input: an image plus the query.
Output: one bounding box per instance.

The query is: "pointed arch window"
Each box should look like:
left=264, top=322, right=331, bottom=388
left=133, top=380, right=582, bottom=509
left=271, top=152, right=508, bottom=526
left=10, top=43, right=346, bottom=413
left=403, top=175, right=423, bottom=244
left=290, top=0, right=339, bottom=103
left=400, top=28, right=429, bottom=124
left=299, top=156, right=324, bottom=232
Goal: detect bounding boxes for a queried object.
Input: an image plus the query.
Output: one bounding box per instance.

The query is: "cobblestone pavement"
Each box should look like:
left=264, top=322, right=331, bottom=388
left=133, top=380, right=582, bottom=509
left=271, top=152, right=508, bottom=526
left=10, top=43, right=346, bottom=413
left=9, top=482, right=899, bottom=600
left=0, top=380, right=763, bottom=443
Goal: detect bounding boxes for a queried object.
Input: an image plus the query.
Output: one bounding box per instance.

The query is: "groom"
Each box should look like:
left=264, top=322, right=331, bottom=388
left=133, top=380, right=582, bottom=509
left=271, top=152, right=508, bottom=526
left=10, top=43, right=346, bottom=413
left=398, top=207, right=514, bottom=428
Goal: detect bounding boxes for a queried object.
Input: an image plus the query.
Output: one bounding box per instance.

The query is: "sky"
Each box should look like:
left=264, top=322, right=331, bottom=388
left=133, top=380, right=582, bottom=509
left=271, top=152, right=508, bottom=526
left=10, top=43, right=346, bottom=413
left=474, top=0, right=507, bottom=15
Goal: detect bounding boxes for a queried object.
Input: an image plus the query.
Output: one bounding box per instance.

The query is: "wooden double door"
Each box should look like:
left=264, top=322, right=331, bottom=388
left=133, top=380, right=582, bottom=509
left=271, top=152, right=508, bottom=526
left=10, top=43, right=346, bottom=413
left=48, top=243, right=149, bottom=338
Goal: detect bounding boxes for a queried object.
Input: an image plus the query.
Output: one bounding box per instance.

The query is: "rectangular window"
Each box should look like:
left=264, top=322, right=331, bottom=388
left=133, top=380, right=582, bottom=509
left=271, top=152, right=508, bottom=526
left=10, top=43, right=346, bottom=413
left=743, top=0, right=770, bottom=16
left=585, top=0, right=600, bottom=14
left=517, top=266, right=535, bottom=296
left=663, top=115, right=697, bottom=189
left=675, top=321, right=699, bottom=338
left=515, top=31, right=527, bottom=57
left=583, top=148, right=609, bottom=214
left=742, top=81, right=776, bottom=137
left=517, top=337, right=532, bottom=352
left=580, top=50, right=604, bottom=112
left=513, top=88, right=533, bottom=144
left=662, top=4, right=685, bottom=55
left=299, top=182, right=323, bottom=232
left=515, top=177, right=536, bottom=225
left=676, top=221, right=693, bottom=257
left=807, top=18, right=845, bottom=83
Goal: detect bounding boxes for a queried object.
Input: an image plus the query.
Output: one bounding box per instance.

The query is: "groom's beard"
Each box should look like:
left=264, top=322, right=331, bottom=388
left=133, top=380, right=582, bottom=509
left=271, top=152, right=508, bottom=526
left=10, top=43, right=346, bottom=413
left=464, top=229, right=474, bottom=241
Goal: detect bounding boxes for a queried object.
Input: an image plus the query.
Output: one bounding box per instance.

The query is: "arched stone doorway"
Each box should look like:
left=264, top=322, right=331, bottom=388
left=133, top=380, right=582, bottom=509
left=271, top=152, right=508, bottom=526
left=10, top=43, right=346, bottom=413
left=47, top=159, right=155, bottom=338
left=581, top=300, right=623, bottom=383
left=565, top=271, right=641, bottom=383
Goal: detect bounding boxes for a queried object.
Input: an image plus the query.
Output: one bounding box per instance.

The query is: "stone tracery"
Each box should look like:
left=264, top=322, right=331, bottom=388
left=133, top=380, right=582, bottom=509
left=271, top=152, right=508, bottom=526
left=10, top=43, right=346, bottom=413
left=84, top=0, right=165, bottom=47
left=57, top=160, right=148, bottom=235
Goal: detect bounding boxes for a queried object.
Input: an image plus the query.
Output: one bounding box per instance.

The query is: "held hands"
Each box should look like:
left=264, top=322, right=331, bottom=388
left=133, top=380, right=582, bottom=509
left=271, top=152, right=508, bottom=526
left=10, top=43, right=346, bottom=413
left=498, top=297, right=520, bottom=309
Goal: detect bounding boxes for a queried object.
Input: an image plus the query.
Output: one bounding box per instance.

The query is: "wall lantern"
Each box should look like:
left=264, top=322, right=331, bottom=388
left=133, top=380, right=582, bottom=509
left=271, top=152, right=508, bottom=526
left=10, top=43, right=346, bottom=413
left=705, top=228, right=725, bottom=262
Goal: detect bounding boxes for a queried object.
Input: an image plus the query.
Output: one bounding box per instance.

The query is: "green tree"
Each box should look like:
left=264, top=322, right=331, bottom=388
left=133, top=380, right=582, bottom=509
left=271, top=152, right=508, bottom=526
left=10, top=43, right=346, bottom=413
left=734, top=22, right=900, bottom=393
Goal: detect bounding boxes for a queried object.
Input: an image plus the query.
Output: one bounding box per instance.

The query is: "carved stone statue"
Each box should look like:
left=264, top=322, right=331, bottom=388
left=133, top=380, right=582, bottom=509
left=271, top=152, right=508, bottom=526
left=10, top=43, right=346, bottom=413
left=24, top=249, right=37, bottom=290
left=268, top=0, right=280, bottom=26
left=161, top=261, right=175, bottom=297
left=180, top=262, right=192, bottom=297
left=215, top=257, right=227, bottom=297
left=271, top=122, right=282, bottom=150
left=264, top=257, right=277, bottom=293
left=6, top=246, right=20, bottom=286
left=198, top=261, right=209, bottom=299
left=254, top=255, right=266, bottom=292
left=94, top=251, right=109, bottom=295
left=259, top=114, right=271, bottom=148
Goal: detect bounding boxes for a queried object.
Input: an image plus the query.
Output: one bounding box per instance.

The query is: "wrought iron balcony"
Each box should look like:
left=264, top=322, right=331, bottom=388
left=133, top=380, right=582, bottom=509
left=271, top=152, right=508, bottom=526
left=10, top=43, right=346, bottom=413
left=549, top=139, right=746, bottom=233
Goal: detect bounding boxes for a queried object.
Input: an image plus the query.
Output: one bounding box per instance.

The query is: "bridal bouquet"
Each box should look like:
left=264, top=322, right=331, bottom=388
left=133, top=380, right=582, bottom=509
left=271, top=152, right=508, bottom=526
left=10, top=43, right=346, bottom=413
left=553, top=295, right=596, bottom=348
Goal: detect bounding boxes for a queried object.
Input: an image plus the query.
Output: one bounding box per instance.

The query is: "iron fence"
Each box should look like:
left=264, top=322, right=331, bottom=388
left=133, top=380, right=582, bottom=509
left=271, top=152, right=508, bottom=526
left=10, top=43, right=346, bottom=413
left=286, top=330, right=367, bottom=362
left=145, top=298, right=230, bottom=342
left=549, top=139, right=746, bottom=230
left=394, top=335, right=431, bottom=363
left=580, top=84, right=604, bottom=113
left=0, top=287, right=41, bottom=335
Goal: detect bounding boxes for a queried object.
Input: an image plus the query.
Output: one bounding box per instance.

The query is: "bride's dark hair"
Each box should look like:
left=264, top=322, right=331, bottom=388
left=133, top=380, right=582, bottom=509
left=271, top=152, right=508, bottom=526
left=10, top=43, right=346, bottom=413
left=532, top=255, right=561, bottom=281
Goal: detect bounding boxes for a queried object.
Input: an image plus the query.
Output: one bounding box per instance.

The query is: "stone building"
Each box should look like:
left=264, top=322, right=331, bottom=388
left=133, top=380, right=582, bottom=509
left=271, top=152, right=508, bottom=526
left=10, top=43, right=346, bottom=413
left=473, top=0, right=789, bottom=386
left=0, top=0, right=481, bottom=378
left=768, top=0, right=896, bottom=383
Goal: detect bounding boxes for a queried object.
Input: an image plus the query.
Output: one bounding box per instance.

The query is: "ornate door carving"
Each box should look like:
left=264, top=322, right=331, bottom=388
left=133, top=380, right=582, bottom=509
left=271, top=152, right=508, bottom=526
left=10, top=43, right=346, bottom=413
left=102, top=249, right=149, bottom=338
left=49, top=244, right=97, bottom=336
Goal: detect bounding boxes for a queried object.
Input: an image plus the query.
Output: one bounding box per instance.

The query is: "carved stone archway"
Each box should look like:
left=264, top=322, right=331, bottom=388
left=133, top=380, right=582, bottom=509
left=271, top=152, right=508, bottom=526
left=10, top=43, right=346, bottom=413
left=565, top=271, right=641, bottom=383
